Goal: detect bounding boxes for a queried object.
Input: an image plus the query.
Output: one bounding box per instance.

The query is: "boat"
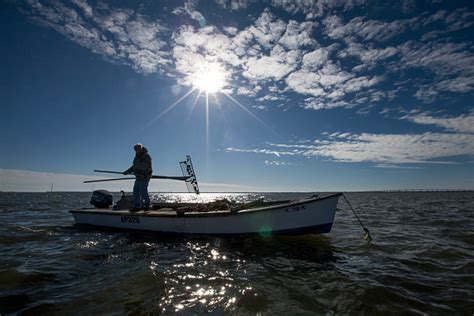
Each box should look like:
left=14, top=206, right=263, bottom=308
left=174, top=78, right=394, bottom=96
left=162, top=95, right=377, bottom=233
left=69, top=193, right=342, bottom=236
left=71, top=156, right=362, bottom=237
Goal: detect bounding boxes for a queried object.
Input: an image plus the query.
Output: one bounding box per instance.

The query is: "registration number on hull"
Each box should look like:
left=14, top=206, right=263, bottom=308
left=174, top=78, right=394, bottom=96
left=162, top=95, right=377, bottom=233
left=121, top=215, right=140, bottom=224
left=284, top=205, right=306, bottom=213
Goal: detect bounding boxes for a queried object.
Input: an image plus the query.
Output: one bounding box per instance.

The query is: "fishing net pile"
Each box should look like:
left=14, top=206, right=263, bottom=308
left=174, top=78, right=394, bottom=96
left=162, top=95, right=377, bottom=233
left=151, top=199, right=236, bottom=213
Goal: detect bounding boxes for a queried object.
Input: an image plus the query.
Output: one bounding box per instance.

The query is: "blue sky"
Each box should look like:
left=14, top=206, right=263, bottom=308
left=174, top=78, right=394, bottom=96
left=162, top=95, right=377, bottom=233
left=1, top=0, right=473, bottom=192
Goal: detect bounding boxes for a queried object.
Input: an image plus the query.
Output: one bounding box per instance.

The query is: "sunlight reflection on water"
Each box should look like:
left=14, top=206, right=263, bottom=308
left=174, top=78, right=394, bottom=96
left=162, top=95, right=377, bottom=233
left=149, top=192, right=264, bottom=204
left=156, top=240, right=247, bottom=313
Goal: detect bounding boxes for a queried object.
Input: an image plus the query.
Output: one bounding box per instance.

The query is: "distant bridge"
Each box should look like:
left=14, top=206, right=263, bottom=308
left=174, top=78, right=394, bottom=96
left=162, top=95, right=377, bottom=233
left=361, top=189, right=474, bottom=193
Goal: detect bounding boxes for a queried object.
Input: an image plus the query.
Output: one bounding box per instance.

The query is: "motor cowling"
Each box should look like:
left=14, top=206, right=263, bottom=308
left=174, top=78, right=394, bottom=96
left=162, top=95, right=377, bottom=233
left=90, top=190, right=113, bottom=208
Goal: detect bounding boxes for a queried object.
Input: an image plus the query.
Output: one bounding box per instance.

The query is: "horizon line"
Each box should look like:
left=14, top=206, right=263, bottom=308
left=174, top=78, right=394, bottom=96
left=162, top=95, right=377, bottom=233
left=1, top=189, right=473, bottom=193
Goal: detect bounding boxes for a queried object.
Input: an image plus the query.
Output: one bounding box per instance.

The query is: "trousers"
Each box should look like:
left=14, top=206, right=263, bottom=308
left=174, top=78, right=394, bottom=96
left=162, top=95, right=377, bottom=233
left=132, top=178, right=150, bottom=208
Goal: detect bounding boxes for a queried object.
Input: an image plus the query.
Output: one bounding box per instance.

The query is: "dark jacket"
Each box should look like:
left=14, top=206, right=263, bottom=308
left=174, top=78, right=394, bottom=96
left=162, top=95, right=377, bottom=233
left=125, top=147, right=152, bottom=178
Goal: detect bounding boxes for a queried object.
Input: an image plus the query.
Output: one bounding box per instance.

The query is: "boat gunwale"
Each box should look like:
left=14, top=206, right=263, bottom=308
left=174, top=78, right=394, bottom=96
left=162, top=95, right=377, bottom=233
left=69, top=192, right=342, bottom=218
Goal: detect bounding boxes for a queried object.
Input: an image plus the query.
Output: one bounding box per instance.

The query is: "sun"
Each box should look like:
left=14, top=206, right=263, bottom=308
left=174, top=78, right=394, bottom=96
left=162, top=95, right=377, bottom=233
left=192, top=62, right=226, bottom=94
left=148, top=59, right=271, bottom=152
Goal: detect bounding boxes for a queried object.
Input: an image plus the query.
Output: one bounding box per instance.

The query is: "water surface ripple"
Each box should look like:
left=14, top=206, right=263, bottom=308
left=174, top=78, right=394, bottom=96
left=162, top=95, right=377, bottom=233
left=0, top=192, right=473, bottom=314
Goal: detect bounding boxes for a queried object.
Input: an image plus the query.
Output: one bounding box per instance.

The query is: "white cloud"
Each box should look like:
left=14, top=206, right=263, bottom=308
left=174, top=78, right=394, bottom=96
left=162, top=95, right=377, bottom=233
left=226, top=130, right=474, bottom=164
left=243, top=51, right=296, bottom=81
left=278, top=20, right=317, bottom=50
left=318, top=64, right=353, bottom=87
left=343, top=76, right=382, bottom=93
left=399, top=42, right=473, bottom=79
left=21, top=0, right=171, bottom=74
left=223, top=26, right=239, bottom=35
left=421, top=8, right=474, bottom=40
left=215, top=0, right=256, bottom=11
left=321, top=9, right=474, bottom=104
left=286, top=70, right=325, bottom=97
left=303, top=98, right=349, bottom=110
left=264, top=160, right=293, bottom=166
left=19, top=2, right=388, bottom=109
left=184, top=0, right=206, bottom=26
left=373, top=164, right=421, bottom=169
left=237, top=86, right=258, bottom=96
left=285, top=46, right=383, bottom=109
left=173, top=25, right=236, bottom=61
left=323, top=15, right=417, bottom=42
left=172, top=10, right=323, bottom=97
left=245, top=9, right=287, bottom=49
left=172, top=9, right=311, bottom=89
left=19, top=1, right=474, bottom=111
left=256, top=94, right=284, bottom=101
left=402, top=111, right=474, bottom=134
left=225, top=147, right=302, bottom=157
left=344, top=43, right=398, bottom=67
left=270, top=0, right=366, bottom=19
left=306, top=132, right=473, bottom=163
left=172, top=25, right=238, bottom=88
left=398, top=41, right=474, bottom=100
left=302, top=48, right=330, bottom=69
left=173, top=0, right=207, bottom=27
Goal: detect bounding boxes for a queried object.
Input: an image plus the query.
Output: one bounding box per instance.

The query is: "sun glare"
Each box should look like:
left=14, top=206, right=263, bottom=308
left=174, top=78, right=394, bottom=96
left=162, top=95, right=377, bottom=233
left=192, top=63, right=226, bottom=94
left=149, top=60, right=270, bottom=154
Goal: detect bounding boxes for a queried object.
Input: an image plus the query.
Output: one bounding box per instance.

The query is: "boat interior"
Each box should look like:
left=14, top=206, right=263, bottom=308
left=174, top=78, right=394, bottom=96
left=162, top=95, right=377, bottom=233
left=116, top=197, right=295, bottom=214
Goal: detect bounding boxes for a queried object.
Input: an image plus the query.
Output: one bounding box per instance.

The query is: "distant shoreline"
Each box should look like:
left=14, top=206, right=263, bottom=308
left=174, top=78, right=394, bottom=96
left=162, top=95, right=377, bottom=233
left=1, top=190, right=473, bottom=193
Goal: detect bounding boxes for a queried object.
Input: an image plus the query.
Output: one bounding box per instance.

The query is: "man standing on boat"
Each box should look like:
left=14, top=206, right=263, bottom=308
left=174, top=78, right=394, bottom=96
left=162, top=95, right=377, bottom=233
left=123, top=143, right=152, bottom=211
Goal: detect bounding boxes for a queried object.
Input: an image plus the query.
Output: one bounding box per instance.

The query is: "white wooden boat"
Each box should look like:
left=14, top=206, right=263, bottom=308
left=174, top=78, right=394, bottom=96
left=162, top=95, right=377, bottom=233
left=70, top=193, right=342, bottom=236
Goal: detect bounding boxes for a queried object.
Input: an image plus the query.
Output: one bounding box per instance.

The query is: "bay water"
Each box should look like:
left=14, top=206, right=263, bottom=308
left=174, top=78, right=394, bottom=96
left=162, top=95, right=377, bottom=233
left=0, top=192, right=473, bottom=314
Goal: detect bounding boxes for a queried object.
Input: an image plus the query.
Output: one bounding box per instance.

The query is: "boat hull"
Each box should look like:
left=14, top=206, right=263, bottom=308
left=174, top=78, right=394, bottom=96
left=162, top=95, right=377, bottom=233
left=70, top=193, right=341, bottom=236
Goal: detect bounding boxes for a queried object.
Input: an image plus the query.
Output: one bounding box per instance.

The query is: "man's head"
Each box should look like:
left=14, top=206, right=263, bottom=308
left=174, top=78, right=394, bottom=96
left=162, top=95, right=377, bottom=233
left=134, top=143, right=143, bottom=155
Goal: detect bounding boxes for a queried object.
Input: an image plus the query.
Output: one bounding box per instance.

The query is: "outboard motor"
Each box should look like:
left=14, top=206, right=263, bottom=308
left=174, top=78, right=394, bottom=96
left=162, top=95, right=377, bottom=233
left=90, top=190, right=113, bottom=208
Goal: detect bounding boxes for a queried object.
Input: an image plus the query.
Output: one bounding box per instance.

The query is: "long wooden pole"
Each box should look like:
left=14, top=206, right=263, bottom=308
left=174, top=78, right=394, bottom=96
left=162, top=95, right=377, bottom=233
left=84, top=177, right=135, bottom=183
left=93, top=170, right=190, bottom=181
